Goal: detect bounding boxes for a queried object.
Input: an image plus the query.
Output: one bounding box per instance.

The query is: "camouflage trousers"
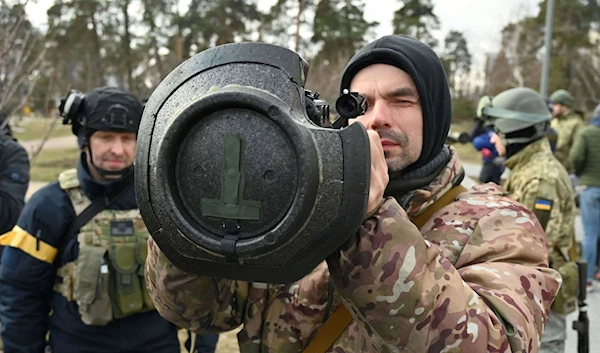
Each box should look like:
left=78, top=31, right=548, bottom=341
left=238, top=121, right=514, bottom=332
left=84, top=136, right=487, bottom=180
left=540, top=311, right=566, bottom=353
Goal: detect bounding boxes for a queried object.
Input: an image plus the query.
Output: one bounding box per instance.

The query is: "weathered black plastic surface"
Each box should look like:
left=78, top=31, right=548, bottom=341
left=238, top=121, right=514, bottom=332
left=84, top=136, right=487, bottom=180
left=135, top=42, right=370, bottom=283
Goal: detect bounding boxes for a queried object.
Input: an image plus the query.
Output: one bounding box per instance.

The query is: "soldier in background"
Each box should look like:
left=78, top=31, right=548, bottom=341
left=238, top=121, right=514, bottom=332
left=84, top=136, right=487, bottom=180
left=0, top=113, right=29, bottom=241
left=484, top=87, right=578, bottom=353
left=0, top=87, right=218, bottom=353
left=0, top=113, right=30, bottom=352
left=549, top=89, right=585, bottom=173
left=470, top=119, right=505, bottom=184
left=569, top=103, right=600, bottom=288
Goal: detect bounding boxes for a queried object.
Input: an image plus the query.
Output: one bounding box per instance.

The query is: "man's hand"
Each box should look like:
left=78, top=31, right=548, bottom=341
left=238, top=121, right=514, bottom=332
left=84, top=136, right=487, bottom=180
left=367, top=130, right=388, bottom=214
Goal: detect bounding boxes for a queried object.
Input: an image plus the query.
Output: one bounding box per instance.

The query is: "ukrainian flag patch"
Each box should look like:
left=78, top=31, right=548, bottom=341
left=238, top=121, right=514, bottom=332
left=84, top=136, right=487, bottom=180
left=534, top=198, right=553, bottom=211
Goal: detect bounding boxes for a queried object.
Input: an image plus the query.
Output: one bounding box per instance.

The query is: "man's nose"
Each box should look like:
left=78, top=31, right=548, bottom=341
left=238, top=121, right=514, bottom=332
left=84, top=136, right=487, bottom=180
left=110, top=139, right=125, bottom=155
left=364, top=102, right=392, bottom=130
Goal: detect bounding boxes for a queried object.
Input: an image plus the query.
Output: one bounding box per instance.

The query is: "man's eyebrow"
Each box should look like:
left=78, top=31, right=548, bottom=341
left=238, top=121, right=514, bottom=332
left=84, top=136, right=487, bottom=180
left=385, top=87, right=419, bottom=99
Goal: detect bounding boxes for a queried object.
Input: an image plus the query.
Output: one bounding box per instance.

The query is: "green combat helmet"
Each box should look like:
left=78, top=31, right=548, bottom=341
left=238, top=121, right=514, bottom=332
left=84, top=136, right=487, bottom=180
left=549, top=89, right=574, bottom=107
left=478, top=87, right=551, bottom=145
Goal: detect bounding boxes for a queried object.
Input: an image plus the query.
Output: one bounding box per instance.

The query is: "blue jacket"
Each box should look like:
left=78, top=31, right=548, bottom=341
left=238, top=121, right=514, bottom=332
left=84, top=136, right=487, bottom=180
left=0, top=134, right=29, bottom=237
left=472, top=129, right=500, bottom=163
left=0, top=155, right=179, bottom=353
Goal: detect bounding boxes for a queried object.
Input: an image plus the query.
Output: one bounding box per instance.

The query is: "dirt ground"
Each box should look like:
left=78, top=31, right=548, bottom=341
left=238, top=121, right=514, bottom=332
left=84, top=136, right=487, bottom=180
left=179, top=328, right=240, bottom=353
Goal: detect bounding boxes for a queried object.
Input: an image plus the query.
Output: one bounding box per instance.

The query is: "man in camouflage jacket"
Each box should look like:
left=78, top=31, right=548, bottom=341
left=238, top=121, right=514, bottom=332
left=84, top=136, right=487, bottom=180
left=145, top=35, right=561, bottom=352
left=549, top=89, right=585, bottom=173
left=485, top=87, right=577, bottom=353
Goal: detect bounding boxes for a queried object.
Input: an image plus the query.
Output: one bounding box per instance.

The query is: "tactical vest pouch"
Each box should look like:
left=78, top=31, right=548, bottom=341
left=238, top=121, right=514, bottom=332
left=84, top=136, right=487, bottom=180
left=109, top=242, right=144, bottom=317
left=57, top=169, right=155, bottom=325
left=551, top=261, right=578, bottom=315
left=74, top=237, right=113, bottom=325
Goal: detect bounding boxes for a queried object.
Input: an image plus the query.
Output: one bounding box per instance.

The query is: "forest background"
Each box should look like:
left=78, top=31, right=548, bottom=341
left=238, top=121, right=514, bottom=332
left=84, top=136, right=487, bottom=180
left=2, top=0, right=600, bottom=123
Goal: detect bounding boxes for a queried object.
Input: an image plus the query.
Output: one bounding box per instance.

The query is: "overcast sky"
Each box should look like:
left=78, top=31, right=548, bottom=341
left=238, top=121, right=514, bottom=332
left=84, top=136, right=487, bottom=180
left=26, top=0, right=540, bottom=71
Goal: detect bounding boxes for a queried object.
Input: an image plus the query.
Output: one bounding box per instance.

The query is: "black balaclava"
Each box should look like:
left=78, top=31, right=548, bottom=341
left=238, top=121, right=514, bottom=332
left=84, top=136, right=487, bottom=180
left=339, top=35, right=455, bottom=200
left=504, top=126, right=539, bottom=159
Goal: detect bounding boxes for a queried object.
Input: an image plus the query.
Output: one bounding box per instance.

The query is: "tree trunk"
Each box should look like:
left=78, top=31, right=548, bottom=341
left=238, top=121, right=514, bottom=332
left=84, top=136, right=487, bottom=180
left=89, top=6, right=105, bottom=86
left=146, top=9, right=165, bottom=79
left=121, top=0, right=134, bottom=92
left=565, top=5, right=573, bottom=90
left=44, top=70, right=56, bottom=116
left=293, top=0, right=305, bottom=53
left=216, top=7, right=228, bottom=45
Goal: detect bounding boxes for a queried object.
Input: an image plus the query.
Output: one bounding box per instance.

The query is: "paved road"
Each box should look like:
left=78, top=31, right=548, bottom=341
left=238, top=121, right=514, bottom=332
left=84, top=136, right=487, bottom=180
left=25, top=181, right=47, bottom=200
left=20, top=135, right=77, bottom=154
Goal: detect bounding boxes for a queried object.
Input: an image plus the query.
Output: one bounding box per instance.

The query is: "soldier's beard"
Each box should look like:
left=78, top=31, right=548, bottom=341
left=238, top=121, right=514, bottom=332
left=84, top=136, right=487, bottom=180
left=378, top=129, right=415, bottom=173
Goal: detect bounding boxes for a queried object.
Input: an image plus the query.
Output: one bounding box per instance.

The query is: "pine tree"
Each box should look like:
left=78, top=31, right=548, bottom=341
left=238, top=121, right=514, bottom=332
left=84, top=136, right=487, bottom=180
left=313, top=0, right=376, bottom=61
left=392, top=0, right=439, bottom=49
left=309, top=0, right=377, bottom=103
left=441, top=31, right=471, bottom=96
left=261, top=0, right=317, bottom=55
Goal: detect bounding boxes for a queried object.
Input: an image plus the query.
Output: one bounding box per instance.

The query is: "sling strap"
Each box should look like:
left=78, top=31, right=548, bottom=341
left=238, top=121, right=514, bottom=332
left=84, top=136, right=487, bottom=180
left=302, top=184, right=467, bottom=353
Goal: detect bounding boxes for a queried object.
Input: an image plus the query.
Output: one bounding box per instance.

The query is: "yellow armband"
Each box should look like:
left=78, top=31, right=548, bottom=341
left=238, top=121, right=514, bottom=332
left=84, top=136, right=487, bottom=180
left=0, top=226, right=58, bottom=264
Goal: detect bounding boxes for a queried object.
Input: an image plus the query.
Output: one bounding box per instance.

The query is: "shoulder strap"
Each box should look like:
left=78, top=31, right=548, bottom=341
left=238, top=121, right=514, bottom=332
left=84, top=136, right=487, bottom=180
left=302, top=184, right=467, bottom=353
left=67, top=174, right=134, bottom=236
left=58, top=168, right=80, bottom=190
left=411, top=184, right=467, bottom=229
left=302, top=304, right=353, bottom=353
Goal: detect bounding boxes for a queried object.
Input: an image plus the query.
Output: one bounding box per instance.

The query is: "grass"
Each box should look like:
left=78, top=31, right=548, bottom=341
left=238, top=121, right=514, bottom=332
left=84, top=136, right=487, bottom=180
left=11, top=117, right=73, bottom=141
left=30, top=147, right=80, bottom=182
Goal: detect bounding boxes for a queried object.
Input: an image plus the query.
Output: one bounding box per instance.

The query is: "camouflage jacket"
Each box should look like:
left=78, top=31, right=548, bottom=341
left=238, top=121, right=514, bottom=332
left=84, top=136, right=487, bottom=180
left=504, top=138, right=576, bottom=270
left=146, top=148, right=560, bottom=353
left=550, top=111, right=585, bottom=173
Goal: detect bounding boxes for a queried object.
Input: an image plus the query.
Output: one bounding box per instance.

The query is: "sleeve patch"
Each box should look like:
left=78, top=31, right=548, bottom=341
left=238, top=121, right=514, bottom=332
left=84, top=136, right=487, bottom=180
left=533, top=198, right=553, bottom=230
left=534, top=198, right=553, bottom=211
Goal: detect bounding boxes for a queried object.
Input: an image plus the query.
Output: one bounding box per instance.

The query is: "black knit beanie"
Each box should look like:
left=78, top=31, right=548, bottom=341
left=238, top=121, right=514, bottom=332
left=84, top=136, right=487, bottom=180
left=339, top=35, right=452, bottom=172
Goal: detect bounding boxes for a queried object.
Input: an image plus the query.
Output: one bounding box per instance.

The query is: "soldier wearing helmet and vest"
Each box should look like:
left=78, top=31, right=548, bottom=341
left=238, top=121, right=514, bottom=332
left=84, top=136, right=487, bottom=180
left=481, top=87, right=578, bottom=353
left=549, top=89, right=585, bottom=173
left=0, top=87, right=218, bottom=353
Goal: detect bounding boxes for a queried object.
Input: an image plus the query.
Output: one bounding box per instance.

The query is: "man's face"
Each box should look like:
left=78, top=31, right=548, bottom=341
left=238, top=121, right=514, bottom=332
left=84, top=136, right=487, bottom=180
left=85, top=130, right=136, bottom=180
left=348, top=64, right=423, bottom=173
left=489, top=132, right=506, bottom=157
left=552, top=103, right=565, bottom=117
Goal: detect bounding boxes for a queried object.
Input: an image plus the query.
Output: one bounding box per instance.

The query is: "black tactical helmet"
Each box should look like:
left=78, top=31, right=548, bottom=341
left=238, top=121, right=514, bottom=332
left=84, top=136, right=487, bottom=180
left=478, top=87, right=551, bottom=145
left=60, top=86, right=142, bottom=144
left=59, top=86, right=143, bottom=177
